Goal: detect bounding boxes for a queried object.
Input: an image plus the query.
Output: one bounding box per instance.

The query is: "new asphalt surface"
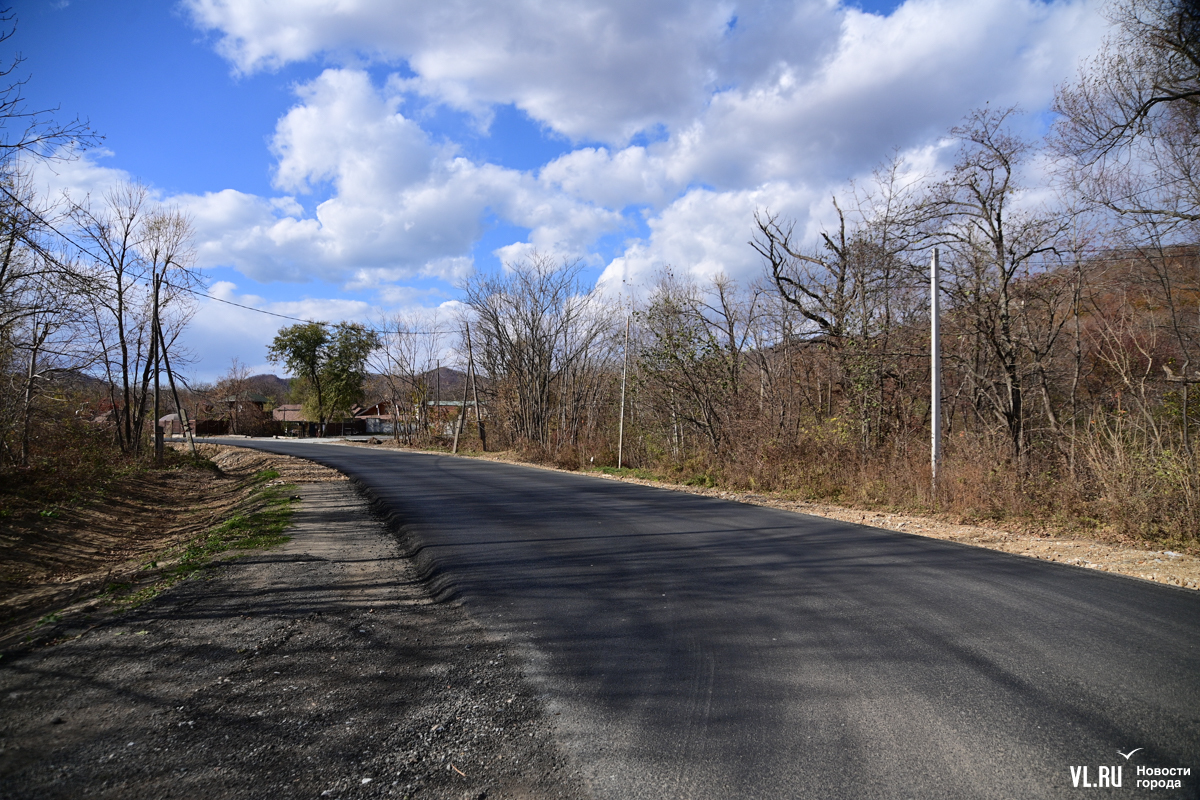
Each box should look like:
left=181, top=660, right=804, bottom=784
left=216, top=439, right=1200, bottom=799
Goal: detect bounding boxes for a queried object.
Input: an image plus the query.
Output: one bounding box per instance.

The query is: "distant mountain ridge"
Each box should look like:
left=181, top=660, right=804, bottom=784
left=245, top=374, right=292, bottom=404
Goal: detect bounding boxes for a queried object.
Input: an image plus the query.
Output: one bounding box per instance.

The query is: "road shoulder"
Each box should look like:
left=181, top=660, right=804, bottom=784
left=0, top=479, right=587, bottom=800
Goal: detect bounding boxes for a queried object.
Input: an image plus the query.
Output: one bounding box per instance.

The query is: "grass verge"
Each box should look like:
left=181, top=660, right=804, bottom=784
left=103, top=469, right=298, bottom=610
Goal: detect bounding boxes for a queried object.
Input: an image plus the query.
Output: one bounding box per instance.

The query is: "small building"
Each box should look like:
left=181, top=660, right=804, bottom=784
left=223, top=391, right=269, bottom=412
left=356, top=401, right=399, bottom=435
left=428, top=400, right=479, bottom=436
left=272, top=404, right=313, bottom=437
left=270, top=404, right=366, bottom=437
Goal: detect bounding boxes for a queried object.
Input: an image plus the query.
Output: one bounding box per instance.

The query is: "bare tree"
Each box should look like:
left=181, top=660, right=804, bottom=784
left=215, top=358, right=254, bottom=436
left=1053, top=0, right=1200, bottom=231
left=462, top=253, right=613, bottom=454
left=0, top=170, right=103, bottom=466
left=0, top=13, right=214, bottom=474
left=373, top=312, right=446, bottom=443
left=69, top=184, right=197, bottom=453
left=752, top=156, right=927, bottom=449
left=0, top=11, right=108, bottom=467
left=752, top=203, right=860, bottom=348
left=637, top=271, right=762, bottom=455
left=71, top=183, right=150, bottom=451
left=926, top=107, right=1069, bottom=462
left=0, top=10, right=98, bottom=168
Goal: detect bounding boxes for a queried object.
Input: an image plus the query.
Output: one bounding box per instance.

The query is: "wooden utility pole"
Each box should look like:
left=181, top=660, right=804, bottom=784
left=618, top=315, right=629, bottom=469
left=155, top=315, right=197, bottom=456
left=152, top=273, right=164, bottom=466
left=931, top=248, right=942, bottom=496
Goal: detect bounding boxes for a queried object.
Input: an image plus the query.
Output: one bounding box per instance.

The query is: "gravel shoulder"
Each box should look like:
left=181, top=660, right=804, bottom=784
left=0, top=475, right=587, bottom=800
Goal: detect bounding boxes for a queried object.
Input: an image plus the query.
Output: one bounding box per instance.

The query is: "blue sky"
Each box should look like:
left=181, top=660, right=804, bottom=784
left=11, top=0, right=1107, bottom=381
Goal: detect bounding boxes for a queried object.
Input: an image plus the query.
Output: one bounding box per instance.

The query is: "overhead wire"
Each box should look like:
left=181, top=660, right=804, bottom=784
left=0, top=183, right=447, bottom=336
left=162, top=281, right=448, bottom=337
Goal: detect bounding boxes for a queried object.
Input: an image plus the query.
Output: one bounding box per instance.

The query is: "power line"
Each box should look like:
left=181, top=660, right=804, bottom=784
left=165, top=281, right=447, bottom=336
left=0, top=184, right=448, bottom=335
left=164, top=281, right=335, bottom=326
left=0, top=183, right=110, bottom=265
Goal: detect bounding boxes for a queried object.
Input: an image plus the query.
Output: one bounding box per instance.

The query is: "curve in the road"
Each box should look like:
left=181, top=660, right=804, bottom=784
left=216, top=440, right=1200, bottom=800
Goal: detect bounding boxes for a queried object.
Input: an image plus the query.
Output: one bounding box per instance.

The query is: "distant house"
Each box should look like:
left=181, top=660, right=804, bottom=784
left=270, top=404, right=365, bottom=437
left=158, top=412, right=185, bottom=436
left=271, top=404, right=305, bottom=422
left=223, top=391, right=269, bottom=413
left=215, top=391, right=272, bottom=435
left=272, top=404, right=313, bottom=437
left=356, top=401, right=398, bottom=435
left=190, top=401, right=230, bottom=436
left=427, top=400, right=480, bottom=436
left=349, top=399, right=484, bottom=436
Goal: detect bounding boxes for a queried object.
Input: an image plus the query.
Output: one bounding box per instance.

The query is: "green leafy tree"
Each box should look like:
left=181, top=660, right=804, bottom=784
left=267, top=322, right=379, bottom=434
left=324, top=323, right=379, bottom=422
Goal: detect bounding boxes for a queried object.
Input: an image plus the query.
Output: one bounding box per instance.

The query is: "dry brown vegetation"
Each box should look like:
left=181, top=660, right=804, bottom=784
left=435, top=239, right=1198, bottom=555
left=2, top=1, right=1196, bottom=584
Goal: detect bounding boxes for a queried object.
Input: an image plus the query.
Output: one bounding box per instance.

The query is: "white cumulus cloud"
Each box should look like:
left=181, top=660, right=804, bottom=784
left=77, top=0, right=1114, bottom=341
left=168, top=68, right=623, bottom=286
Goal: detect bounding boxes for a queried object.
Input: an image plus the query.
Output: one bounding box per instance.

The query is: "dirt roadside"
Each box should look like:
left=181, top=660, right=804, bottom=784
left=0, top=451, right=588, bottom=800
left=0, top=444, right=350, bottom=650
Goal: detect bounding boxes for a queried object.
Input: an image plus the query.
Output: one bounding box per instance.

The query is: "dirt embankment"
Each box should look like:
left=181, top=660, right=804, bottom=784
left=0, top=445, right=346, bottom=651
left=0, top=446, right=587, bottom=799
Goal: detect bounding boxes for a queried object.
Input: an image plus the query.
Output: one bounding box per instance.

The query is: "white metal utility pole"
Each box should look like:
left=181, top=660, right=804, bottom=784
left=617, top=315, right=629, bottom=469
left=452, top=323, right=474, bottom=455
left=467, top=322, right=486, bottom=451
left=931, top=248, right=942, bottom=496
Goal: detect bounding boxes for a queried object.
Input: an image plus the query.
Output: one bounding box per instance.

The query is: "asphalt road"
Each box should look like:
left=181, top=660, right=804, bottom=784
left=217, top=439, right=1200, bottom=799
